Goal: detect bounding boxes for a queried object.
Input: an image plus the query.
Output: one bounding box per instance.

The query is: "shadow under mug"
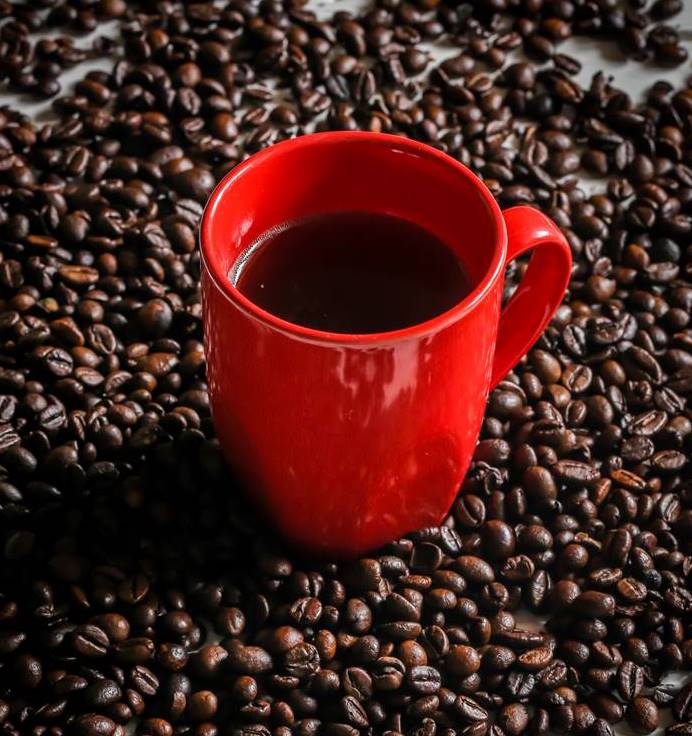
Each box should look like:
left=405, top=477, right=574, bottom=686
left=200, top=132, right=572, bottom=559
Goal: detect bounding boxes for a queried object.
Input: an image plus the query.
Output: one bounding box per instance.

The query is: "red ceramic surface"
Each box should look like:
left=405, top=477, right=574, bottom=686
left=201, top=132, right=572, bottom=558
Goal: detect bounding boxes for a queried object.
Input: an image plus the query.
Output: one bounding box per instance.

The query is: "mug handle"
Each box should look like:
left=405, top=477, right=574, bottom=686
left=490, top=206, right=573, bottom=389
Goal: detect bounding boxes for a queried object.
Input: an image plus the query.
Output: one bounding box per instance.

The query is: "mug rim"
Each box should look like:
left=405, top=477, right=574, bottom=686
left=200, top=131, right=507, bottom=345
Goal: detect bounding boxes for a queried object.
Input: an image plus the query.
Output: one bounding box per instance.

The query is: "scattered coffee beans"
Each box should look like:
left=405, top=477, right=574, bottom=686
left=0, top=0, right=689, bottom=735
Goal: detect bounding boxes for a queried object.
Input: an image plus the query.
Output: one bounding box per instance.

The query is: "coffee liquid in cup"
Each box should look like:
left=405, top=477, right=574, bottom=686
left=232, top=211, right=470, bottom=334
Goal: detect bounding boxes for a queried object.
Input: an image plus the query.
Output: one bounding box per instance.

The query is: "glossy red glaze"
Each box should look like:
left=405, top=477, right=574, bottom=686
left=201, top=132, right=572, bottom=558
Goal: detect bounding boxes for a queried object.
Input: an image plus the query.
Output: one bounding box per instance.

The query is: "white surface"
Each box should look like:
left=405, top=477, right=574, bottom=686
left=2, top=4, right=689, bottom=733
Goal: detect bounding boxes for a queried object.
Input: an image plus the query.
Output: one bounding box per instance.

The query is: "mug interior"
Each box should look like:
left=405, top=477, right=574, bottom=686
left=201, top=132, right=504, bottom=339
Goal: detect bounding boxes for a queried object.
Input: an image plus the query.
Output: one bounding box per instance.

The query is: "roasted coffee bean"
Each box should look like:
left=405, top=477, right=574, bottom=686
left=617, top=661, right=644, bottom=702
left=455, top=556, right=495, bottom=584
left=498, top=703, right=530, bottom=735
left=186, top=690, right=218, bottom=721
left=84, top=679, right=122, bottom=707
left=114, top=638, right=155, bottom=663
left=284, top=643, right=320, bottom=678
left=590, top=694, right=624, bottom=723
left=482, top=646, right=516, bottom=671
left=571, top=592, right=615, bottom=618
left=667, top=726, right=692, bottom=736
left=406, top=665, right=441, bottom=695
left=627, top=698, right=659, bottom=734
left=523, top=466, right=558, bottom=504
left=0, top=1, right=689, bottom=735
left=71, top=625, right=110, bottom=657
left=226, top=641, right=273, bottom=675
left=454, top=495, right=487, bottom=528
left=483, top=520, right=516, bottom=560
left=91, top=613, right=130, bottom=643
left=371, top=657, right=405, bottom=691
left=455, top=695, right=489, bottom=724
left=673, top=684, right=692, bottom=721
left=131, top=665, right=159, bottom=696
left=446, top=645, right=481, bottom=676
left=74, top=714, right=117, bottom=735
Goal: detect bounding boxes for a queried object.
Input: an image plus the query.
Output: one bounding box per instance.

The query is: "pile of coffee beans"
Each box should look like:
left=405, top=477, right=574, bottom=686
left=0, top=0, right=690, bottom=734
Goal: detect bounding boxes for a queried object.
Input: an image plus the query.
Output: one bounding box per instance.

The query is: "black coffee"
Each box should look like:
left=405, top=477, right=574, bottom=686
left=232, top=211, right=470, bottom=334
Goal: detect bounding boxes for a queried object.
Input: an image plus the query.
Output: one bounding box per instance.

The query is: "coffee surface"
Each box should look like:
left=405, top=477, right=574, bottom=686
left=233, top=211, right=470, bottom=334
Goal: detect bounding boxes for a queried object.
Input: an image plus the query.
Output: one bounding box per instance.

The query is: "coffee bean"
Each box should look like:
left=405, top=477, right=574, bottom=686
left=571, top=592, right=615, bottom=618
left=342, top=667, right=372, bottom=702
left=455, top=695, right=489, bottom=724
left=71, top=625, right=110, bottom=657
left=187, top=690, right=218, bottom=721
left=454, top=495, right=487, bottom=527
left=284, top=643, right=320, bottom=678
left=617, top=661, right=644, bottom=702
left=84, top=679, right=122, bottom=707
left=226, top=641, right=273, bottom=675
left=114, top=638, right=154, bottom=663
left=131, top=665, right=159, bottom=696
left=446, top=645, right=481, bottom=676
left=523, top=466, right=558, bottom=504
left=483, top=520, right=516, bottom=560
left=551, top=460, right=600, bottom=486
left=591, top=694, right=624, bottom=723
left=371, top=657, right=405, bottom=691
left=627, top=698, right=659, bottom=734
left=13, top=653, right=42, bottom=688
left=482, top=646, right=516, bottom=671
left=140, top=719, right=173, bottom=736
left=158, top=642, right=189, bottom=671
left=504, top=63, right=536, bottom=90
left=499, top=703, right=530, bottom=736
left=406, top=665, right=441, bottom=695
left=673, top=684, right=692, bottom=721
left=74, top=714, right=117, bottom=736
left=518, top=646, right=553, bottom=671
left=455, top=556, right=495, bottom=584
left=667, top=726, right=692, bottom=736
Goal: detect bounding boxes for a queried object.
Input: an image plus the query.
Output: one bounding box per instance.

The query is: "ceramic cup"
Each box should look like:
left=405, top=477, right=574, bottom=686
left=200, top=132, right=572, bottom=558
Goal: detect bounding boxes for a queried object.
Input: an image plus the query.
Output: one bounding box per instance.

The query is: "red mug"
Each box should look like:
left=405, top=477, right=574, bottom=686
left=201, top=132, right=572, bottom=558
